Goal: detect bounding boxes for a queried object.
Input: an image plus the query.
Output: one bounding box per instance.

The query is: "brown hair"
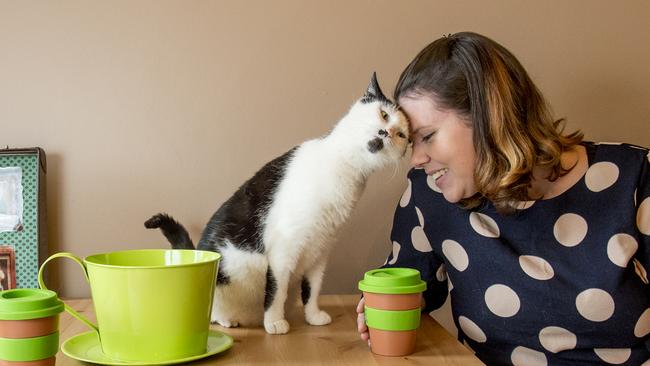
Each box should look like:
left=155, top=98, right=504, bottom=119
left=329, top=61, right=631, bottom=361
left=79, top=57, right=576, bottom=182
left=394, top=32, right=583, bottom=212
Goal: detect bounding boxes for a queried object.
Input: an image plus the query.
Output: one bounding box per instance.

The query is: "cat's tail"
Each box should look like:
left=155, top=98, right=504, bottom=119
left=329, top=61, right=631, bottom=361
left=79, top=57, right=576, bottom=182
left=144, top=213, right=195, bottom=249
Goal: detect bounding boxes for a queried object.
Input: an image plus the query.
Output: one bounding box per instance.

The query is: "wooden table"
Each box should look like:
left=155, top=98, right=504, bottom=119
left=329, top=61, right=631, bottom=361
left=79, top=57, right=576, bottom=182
left=56, top=295, right=483, bottom=365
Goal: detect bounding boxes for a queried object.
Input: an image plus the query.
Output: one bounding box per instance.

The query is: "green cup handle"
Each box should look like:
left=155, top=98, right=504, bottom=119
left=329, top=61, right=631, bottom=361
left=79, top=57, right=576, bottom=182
left=38, top=252, right=99, bottom=334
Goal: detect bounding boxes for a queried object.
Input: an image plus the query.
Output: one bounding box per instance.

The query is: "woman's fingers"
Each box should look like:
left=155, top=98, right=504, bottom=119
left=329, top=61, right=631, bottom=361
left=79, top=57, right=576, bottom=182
left=359, top=316, right=369, bottom=342
left=356, top=297, right=370, bottom=345
left=356, top=297, right=365, bottom=313
left=357, top=312, right=367, bottom=333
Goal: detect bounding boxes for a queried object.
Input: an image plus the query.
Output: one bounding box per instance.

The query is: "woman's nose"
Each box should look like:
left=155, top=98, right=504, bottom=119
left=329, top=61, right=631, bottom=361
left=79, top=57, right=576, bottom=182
left=410, top=143, right=429, bottom=168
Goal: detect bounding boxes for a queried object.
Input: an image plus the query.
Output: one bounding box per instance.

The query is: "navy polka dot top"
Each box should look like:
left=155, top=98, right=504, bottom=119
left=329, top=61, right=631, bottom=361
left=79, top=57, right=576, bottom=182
left=382, top=142, right=650, bottom=365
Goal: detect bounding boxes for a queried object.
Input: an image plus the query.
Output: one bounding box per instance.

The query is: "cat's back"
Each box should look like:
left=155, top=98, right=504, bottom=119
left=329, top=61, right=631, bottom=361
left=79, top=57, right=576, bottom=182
left=197, top=146, right=299, bottom=251
left=274, top=137, right=360, bottom=198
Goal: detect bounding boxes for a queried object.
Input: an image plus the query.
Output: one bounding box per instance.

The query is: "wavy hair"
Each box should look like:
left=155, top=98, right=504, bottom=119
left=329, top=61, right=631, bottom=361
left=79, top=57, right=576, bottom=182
left=394, top=32, right=583, bottom=213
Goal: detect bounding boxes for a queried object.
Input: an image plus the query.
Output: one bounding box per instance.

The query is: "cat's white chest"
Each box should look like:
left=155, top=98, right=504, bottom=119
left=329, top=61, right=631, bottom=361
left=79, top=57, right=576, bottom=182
left=263, top=141, right=365, bottom=255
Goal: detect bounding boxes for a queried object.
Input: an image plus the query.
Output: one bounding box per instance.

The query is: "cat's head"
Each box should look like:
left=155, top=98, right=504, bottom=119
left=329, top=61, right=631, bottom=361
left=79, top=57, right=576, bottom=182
left=332, top=73, right=410, bottom=171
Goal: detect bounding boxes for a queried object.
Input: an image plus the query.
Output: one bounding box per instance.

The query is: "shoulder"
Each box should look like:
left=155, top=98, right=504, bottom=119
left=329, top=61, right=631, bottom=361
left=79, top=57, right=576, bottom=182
left=585, top=141, right=649, bottom=181
left=586, top=141, right=649, bottom=164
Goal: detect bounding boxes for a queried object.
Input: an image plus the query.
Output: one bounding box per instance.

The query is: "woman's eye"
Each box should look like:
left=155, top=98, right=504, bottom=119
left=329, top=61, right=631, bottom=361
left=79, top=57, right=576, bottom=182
left=422, top=132, right=434, bottom=142
left=380, top=110, right=388, bottom=121
left=397, top=132, right=406, bottom=139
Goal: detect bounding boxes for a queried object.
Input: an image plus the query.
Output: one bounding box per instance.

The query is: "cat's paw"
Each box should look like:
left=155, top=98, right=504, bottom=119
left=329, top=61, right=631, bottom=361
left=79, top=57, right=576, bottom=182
left=306, top=310, right=332, bottom=326
left=211, top=318, right=239, bottom=328
left=264, top=319, right=290, bottom=334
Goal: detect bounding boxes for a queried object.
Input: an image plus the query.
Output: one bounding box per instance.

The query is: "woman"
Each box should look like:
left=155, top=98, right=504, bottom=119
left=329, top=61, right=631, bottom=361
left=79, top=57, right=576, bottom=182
left=357, top=32, right=650, bottom=365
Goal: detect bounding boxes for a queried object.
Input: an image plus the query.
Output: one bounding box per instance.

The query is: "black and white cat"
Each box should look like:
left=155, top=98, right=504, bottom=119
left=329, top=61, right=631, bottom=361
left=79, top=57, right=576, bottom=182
left=145, top=73, right=409, bottom=334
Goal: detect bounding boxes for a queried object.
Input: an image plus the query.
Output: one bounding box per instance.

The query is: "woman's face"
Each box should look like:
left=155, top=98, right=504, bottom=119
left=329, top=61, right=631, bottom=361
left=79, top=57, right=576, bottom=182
left=399, top=95, right=478, bottom=203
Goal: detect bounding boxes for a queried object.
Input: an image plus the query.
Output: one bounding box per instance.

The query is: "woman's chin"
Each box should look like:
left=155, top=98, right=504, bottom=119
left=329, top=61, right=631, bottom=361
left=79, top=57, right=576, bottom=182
left=442, top=187, right=476, bottom=204
left=442, top=191, right=462, bottom=204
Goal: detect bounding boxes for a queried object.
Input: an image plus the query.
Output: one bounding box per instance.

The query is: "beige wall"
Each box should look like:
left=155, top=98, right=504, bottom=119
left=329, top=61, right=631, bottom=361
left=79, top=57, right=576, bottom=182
left=2, top=1, right=649, bottom=298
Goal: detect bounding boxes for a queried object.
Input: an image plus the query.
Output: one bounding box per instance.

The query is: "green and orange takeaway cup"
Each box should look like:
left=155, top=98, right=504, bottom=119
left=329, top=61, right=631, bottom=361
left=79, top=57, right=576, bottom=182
left=0, top=289, right=64, bottom=366
left=358, top=268, right=426, bottom=356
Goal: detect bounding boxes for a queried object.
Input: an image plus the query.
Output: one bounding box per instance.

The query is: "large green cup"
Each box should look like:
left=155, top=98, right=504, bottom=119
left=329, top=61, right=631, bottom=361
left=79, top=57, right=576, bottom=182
left=38, top=249, right=220, bottom=362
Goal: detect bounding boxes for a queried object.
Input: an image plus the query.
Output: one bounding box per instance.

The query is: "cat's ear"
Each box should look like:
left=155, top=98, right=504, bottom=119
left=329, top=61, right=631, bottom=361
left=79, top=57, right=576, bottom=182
left=361, top=72, right=389, bottom=104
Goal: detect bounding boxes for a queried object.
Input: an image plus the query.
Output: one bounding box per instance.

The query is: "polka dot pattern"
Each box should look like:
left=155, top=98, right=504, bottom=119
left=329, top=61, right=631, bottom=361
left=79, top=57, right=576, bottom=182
left=458, top=316, right=486, bottom=343
left=0, top=153, right=42, bottom=289
left=399, top=179, right=411, bottom=207
left=634, top=308, right=650, bottom=338
left=415, top=206, right=424, bottom=227
left=606, top=233, right=638, bottom=267
left=469, top=212, right=500, bottom=238
left=442, top=240, right=468, bottom=271
left=629, top=145, right=647, bottom=151
left=388, top=241, right=400, bottom=265
left=511, top=346, right=547, bottom=366
left=553, top=213, right=588, bottom=247
left=638, top=197, right=650, bottom=235
left=519, top=255, right=554, bottom=280
left=436, top=264, right=447, bottom=282
left=585, top=162, right=619, bottom=192
left=411, top=227, right=431, bottom=253
left=576, top=289, right=615, bottom=322
left=538, top=326, right=577, bottom=353
left=515, top=200, right=536, bottom=210
left=484, top=284, right=520, bottom=317
left=594, top=348, right=631, bottom=364
left=411, top=206, right=432, bottom=252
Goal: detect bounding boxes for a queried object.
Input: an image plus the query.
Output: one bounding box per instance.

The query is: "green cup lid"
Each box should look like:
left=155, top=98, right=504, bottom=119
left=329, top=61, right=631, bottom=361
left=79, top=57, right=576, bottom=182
left=358, top=267, right=426, bottom=294
left=0, top=289, right=64, bottom=320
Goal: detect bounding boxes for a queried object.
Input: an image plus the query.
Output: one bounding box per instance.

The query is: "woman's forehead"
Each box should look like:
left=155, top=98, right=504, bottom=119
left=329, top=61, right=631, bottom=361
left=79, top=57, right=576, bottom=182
left=399, top=97, right=449, bottom=131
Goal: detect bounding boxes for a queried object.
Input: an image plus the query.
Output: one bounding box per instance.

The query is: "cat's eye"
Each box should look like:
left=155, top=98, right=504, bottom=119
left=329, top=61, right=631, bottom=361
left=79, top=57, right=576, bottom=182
left=380, top=110, right=389, bottom=121
left=397, top=132, right=406, bottom=139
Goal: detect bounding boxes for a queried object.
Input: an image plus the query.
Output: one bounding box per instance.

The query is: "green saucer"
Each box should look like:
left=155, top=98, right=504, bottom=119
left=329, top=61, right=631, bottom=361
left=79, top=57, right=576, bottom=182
left=61, top=329, right=233, bottom=365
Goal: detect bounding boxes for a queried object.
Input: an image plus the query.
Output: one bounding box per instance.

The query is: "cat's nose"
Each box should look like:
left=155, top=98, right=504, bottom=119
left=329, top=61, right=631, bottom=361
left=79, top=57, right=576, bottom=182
left=378, top=129, right=388, bottom=137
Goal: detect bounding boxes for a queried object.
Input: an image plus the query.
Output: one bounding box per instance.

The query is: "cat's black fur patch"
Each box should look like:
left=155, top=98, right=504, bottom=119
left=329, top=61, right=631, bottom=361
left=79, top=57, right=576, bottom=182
left=360, top=72, right=392, bottom=105
left=301, top=277, right=311, bottom=305
left=216, top=264, right=231, bottom=285
left=192, top=147, right=297, bottom=254
left=367, top=137, right=384, bottom=153
left=264, top=266, right=277, bottom=311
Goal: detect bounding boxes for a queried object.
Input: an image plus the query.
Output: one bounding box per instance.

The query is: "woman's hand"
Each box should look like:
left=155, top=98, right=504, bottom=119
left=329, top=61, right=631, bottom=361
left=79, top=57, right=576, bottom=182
left=356, top=294, right=425, bottom=346
left=356, top=297, right=370, bottom=346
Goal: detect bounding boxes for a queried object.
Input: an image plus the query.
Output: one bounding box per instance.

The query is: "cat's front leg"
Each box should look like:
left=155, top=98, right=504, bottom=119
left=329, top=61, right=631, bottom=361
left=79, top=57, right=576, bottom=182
left=263, top=263, right=291, bottom=334
left=302, top=260, right=332, bottom=326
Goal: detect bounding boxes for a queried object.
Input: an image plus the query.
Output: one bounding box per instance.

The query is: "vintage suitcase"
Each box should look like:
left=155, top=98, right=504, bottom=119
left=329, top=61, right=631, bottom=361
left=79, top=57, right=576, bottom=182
left=0, top=147, right=47, bottom=289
